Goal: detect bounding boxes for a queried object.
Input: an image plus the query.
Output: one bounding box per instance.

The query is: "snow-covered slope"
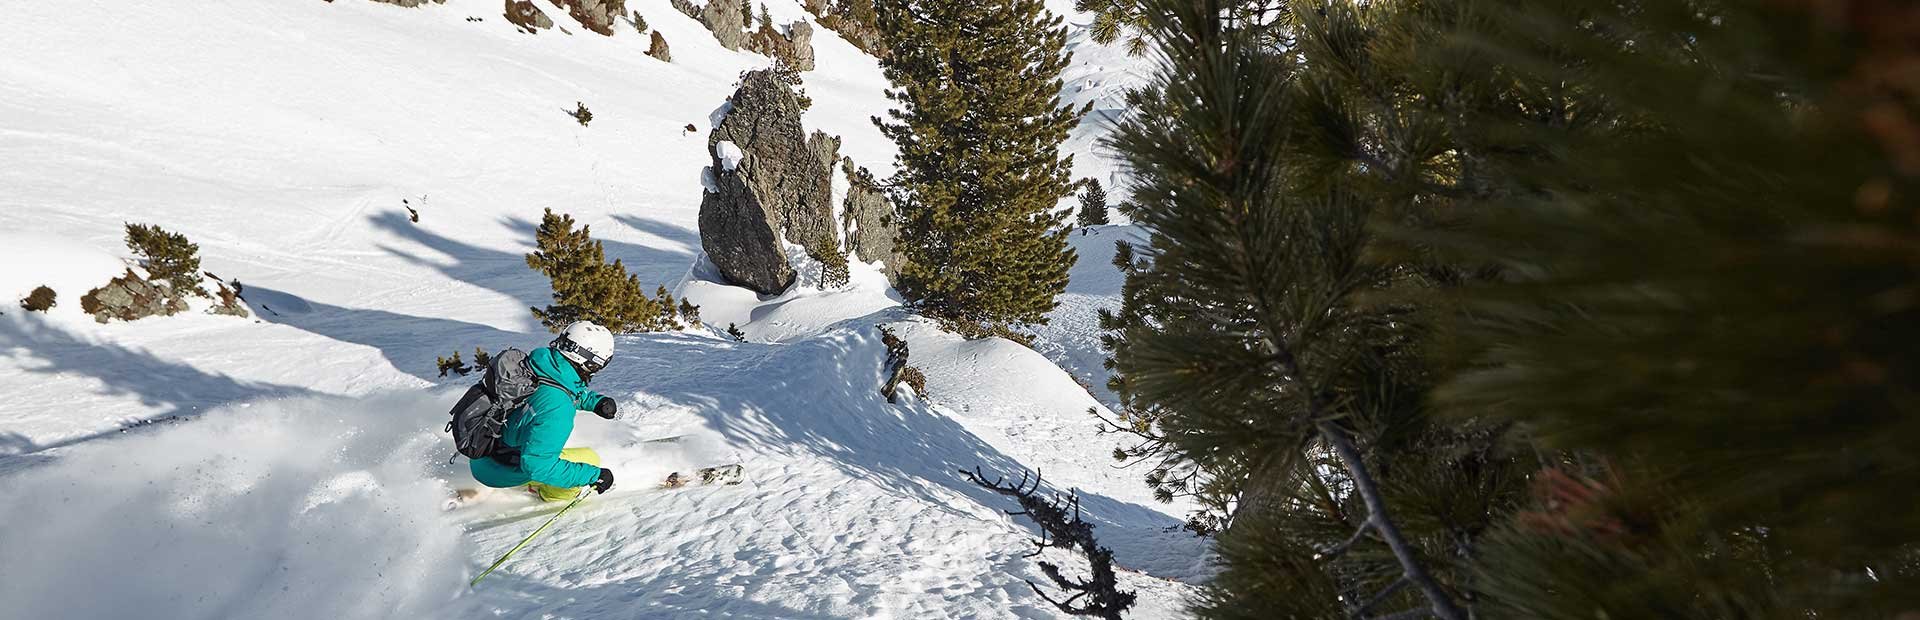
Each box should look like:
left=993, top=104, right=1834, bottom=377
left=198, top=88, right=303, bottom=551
left=0, top=1, right=1205, bottom=618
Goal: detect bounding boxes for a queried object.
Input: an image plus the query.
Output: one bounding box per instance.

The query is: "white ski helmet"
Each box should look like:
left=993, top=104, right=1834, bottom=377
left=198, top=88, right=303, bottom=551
left=553, top=321, right=615, bottom=376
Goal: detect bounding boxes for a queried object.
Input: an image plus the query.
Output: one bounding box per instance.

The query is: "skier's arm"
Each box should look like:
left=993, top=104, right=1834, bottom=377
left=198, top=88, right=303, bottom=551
left=577, top=388, right=605, bottom=412
left=518, top=393, right=602, bottom=488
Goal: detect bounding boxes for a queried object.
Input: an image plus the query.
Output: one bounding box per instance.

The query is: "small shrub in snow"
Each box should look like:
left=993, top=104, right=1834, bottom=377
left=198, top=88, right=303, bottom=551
left=632, top=10, right=647, bottom=33
left=727, top=323, right=746, bottom=341
left=878, top=326, right=927, bottom=403
left=525, top=209, right=676, bottom=333
left=124, top=223, right=207, bottom=298
left=677, top=299, right=702, bottom=328
left=569, top=101, right=593, bottom=126
left=20, top=286, right=55, bottom=312
left=436, top=351, right=471, bottom=378
left=896, top=365, right=926, bottom=398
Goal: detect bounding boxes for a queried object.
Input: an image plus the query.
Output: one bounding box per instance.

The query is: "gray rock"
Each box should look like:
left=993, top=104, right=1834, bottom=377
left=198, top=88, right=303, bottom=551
left=80, top=269, right=189, bottom=324
left=785, top=21, right=816, bottom=71
left=671, top=0, right=747, bottom=51
left=841, top=158, right=905, bottom=280
left=698, top=70, right=841, bottom=294
left=369, top=0, right=446, bottom=7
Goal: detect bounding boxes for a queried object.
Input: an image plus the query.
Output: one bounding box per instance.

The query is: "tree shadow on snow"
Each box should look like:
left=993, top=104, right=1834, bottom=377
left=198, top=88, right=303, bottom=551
left=244, top=284, right=537, bottom=384
left=367, top=210, right=697, bottom=314
left=604, top=315, right=1205, bottom=579
left=0, top=318, right=318, bottom=459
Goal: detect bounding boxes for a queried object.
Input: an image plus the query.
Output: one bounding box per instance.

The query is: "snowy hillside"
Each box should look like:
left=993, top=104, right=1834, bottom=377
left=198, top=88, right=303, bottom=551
left=0, top=1, right=1203, bottom=619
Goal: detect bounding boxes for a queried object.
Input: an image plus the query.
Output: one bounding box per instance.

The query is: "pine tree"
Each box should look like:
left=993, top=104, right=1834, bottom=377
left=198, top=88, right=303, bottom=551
left=1101, top=2, right=1546, bottom=617
left=124, top=223, right=207, bottom=298
left=1076, top=179, right=1109, bottom=228
left=524, top=209, right=674, bottom=333
left=874, top=0, right=1084, bottom=333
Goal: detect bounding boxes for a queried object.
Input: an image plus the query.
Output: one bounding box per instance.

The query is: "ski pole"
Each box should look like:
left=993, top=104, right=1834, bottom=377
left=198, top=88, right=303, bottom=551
left=470, top=488, right=592, bottom=587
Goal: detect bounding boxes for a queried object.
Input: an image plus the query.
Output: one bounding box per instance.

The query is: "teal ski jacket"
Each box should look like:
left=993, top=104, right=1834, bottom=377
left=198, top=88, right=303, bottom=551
left=469, top=347, right=607, bottom=490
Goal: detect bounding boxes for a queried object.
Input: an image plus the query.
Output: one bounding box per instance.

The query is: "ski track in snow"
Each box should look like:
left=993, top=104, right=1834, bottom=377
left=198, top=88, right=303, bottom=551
left=0, top=1, right=1205, bottom=618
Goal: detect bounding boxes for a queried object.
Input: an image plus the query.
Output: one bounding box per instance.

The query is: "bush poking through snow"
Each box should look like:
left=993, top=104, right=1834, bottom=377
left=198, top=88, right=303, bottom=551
left=878, top=326, right=925, bottom=402
left=727, top=323, right=746, bottom=341
left=20, top=286, right=55, bottom=312
left=631, top=10, right=647, bottom=33
left=436, top=351, right=471, bottom=378
left=525, top=209, right=676, bottom=333
left=814, top=248, right=851, bottom=289
left=677, top=299, right=702, bottom=327
left=124, top=223, right=207, bottom=298
left=207, top=280, right=249, bottom=318
left=569, top=101, right=593, bottom=126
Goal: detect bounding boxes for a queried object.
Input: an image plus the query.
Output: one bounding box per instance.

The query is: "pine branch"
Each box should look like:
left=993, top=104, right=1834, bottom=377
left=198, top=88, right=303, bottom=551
left=961, top=467, right=1137, bottom=620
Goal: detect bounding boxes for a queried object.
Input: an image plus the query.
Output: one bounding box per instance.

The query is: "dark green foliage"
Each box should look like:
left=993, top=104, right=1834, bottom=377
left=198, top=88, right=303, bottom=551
left=757, top=3, right=771, bottom=29
left=124, top=223, right=206, bottom=297
left=570, top=101, right=592, bottom=126
left=631, top=10, right=646, bottom=33
left=815, top=248, right=850, bottom=289
left=1073, top=0, right=1149, bottom=55
left=473, top=347, right=492, bottom=369
left=1111, top=0, right=1920, bottom=616
left=726, top=322, right=746, bottom=341
left=1103, top=1, right=1542, bottom=617
left=874, top=0, right=1083, bottom=333
left=1076, top=178, right=1109, bottom=228
left=20, top=286, right=55, bottom=312
left=1376, top=0, right=1920, bottom=615
left=525, top=209, right=675, bottom=333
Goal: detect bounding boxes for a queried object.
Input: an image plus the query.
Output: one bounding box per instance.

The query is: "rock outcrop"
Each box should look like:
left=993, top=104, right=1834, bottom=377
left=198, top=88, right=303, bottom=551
left=670, top=0, right=748, bottom=51
left=646, top=30, right=672, bottom=62
left=79, top=269, right=189, bottom=324
left=505, top=0, right=555, bottom=33
left=841, top=159, right=905, bottom=279
left=549, top=0, right=625, bottom=36
left=698, top=70, right=841, bottom=295
left=747, top=21, right=816, bottom=71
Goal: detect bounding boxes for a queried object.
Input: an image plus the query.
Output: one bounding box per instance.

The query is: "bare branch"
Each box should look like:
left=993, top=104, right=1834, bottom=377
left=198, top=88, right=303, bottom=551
left=961, top=467, right=1137, bottom=619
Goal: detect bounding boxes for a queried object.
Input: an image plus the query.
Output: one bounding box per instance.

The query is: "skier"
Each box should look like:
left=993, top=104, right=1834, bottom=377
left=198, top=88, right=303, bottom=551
left=469, top=321, right=620, bottom=502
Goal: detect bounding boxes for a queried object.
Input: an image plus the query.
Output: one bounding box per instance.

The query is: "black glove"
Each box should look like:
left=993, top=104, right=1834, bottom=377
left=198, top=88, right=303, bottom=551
left=591, top=468, right=615, bottom=494
left=594, top=398, right=618, bottom=420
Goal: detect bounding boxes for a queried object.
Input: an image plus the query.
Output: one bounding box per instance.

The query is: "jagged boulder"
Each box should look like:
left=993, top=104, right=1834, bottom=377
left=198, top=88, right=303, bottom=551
left=505, top=0, right=555, bottom=33
left=698, top=70, right=841, bottom=294
left=841, top=158, right=905, bottom=279
left=747, top=20, right=817, bottom=71
left=79, top=269, right=189, bottom=324
left=670, top=0, right=748, bottom=51
left=549, top=0, right=624, bottom=36
left=646, top=30, right=672, bottom=62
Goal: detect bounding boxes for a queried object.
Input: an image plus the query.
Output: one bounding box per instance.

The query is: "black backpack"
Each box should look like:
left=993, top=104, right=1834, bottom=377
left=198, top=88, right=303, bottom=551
left=445, top=348, right=563, bottom=462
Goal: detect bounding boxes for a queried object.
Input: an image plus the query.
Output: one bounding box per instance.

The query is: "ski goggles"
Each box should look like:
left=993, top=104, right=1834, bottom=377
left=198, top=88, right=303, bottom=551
left=554, top=337, right=610, bottom=375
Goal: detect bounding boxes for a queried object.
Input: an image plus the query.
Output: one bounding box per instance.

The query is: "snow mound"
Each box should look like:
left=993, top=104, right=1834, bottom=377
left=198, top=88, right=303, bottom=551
left=715, top=140, right=746, bottom=171
left=0, top=392, right=470, bottom=619
left=0, top=233, right=131, bottom=322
